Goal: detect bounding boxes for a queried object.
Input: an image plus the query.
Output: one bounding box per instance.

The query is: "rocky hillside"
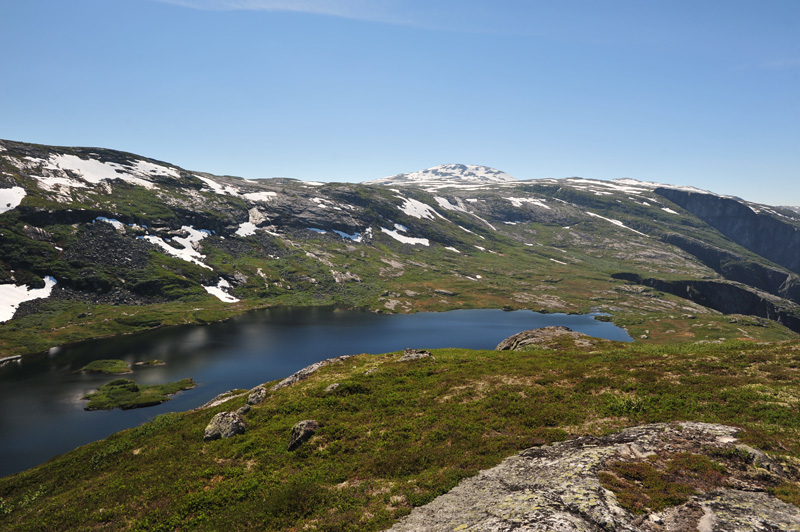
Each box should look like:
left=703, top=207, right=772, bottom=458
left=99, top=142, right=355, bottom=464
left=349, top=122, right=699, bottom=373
left=1, top=138, right=800, bottom=354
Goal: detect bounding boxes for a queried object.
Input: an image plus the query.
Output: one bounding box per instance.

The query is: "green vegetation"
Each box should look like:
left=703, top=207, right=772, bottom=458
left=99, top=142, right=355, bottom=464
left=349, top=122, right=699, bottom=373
left=82, top=378, right=195, bottom=410
left=80, top=359, right=131, bottom=374
left=2, top=338, right=800, bottom=530
left=599, top=453, right=727, bottom=514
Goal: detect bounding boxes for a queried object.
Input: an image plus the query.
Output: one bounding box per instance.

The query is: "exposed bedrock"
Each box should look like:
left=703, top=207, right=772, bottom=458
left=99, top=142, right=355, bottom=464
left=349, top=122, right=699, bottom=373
left=386, top=422, right=800, bottom=532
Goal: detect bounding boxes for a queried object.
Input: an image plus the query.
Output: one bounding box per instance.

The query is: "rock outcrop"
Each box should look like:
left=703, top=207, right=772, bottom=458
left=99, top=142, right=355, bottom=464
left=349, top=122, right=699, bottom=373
left=246, top=386, right=267, bottom=405
left=495, top=326, right=594, bottom=350
left=270, top=355, right=354, bottom=391
left=386, top=422, right=800, bottom=531
left=398, top=348, right=434, bottom=362
left=287, top=420, right=320, bottom=451
left=203, top=411, right=246, bottom=441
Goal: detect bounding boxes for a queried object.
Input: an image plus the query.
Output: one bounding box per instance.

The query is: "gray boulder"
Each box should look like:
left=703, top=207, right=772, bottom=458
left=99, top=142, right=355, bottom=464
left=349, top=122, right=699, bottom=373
left=398, top=348, right=434, bottom=362
left=247, top=386, right=268, bottom=405
left=203, top=411, right=246, bottom=441
left=287, top=420, right=320, bottom=451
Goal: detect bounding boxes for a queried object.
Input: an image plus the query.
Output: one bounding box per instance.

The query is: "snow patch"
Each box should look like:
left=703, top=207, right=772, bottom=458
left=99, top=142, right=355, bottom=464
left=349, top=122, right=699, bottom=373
left=143, top=226, right=213, bottom=269
left=397, top=196, right=444, bottom=220
left=506, top=197, right=551, bottom=209
left=307, top=228, right=326, bottom=234
left=235, top=222, right=258, bottom=237
left=204, top=279, right=239, bottom=303
left=586, top=212, right=648, bottom=236
left=444, top=246, right=460, bottom=253
left=0, top=276, right=57, bottom=322
left=661, top=207, right=679, bottom=215
left=0, top=186, right=26, bottom=213
left=380, top=227, right=430, bottom=246
left=132, top=160, right=180, bottom=178
left=197, top=175, right=240, bottom=196
left=394, top=223, right=408, bottom=232
left=94, top=216, right=125, bottom=231
left=550, top=258, right=567, bottom=265
left=243, top=191, right=277, bottom=202
left=49, top=154, right=156, bottom=189
left=333, top=229, right=362, bottom=241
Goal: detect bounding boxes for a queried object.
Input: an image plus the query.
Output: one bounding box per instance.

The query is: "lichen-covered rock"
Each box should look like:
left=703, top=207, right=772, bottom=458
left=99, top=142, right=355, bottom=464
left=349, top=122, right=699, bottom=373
left=324, top=383, right=341, bottom=393
left=203, top=411, right=246, bottom=441
left=495, top=326, right=593, bottom=351
left=237, top=404, right=251, bottom=416
left=247, top=386, right=267, bottom=405
left=398, top=348, right=434, bottom=362
left=287, top=419, right=320, bottom=451
left=385, top=422, right=800, bottom=531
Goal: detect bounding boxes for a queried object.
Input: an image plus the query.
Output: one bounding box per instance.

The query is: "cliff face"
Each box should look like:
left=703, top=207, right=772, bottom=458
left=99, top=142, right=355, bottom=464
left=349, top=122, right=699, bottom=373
left=656, top=188, right=800, bottom=276
left=663, top=233, right=800, bottom=305
left=612, top=273, right=800, bottom=334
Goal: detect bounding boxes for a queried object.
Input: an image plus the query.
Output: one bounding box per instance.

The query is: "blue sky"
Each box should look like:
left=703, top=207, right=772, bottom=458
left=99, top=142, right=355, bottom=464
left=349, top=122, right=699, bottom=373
left=2, top=1, right=799, bottom=205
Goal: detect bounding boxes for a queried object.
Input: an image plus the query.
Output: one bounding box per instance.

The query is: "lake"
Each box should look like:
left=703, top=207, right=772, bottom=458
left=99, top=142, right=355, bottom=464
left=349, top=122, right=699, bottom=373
left=0, top=307, right=631, bottom=477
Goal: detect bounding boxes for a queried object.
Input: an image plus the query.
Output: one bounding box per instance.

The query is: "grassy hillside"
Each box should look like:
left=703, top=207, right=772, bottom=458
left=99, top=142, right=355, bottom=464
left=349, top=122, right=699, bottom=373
left=2, top=336, right=799, bottom=531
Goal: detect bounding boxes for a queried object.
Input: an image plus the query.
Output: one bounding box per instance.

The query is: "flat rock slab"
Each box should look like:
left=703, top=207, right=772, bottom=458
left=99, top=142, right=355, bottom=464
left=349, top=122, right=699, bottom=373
left=385, top=422, right=800, bottom=531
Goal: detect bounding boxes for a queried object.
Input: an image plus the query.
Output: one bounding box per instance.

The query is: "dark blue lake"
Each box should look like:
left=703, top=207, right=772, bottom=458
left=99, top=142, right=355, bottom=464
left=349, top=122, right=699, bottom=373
left=0, top=307, right=631, bottom=477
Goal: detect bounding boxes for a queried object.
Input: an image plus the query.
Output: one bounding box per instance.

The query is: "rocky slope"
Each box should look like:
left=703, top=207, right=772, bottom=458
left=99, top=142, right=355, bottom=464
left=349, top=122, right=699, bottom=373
left=387, top=422, right=800, bottom=532
left=2, top=139, right=800, bottom=354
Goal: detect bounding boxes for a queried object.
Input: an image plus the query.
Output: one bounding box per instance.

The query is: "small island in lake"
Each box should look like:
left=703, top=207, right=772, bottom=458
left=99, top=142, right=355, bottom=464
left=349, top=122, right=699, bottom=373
left=82, top=378, right=195, bottom=410
left=80, top=359, right=132, bottom=375
left=134, top=359, right=166, bottom=367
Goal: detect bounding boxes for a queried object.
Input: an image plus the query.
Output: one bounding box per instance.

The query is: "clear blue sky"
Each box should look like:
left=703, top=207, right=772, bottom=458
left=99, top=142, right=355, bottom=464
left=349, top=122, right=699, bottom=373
left=2, top=1, right=799, bottom=206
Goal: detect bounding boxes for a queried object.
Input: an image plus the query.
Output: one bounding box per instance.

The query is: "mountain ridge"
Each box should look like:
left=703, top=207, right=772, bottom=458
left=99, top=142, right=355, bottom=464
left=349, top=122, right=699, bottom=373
left=3, top=139, right=800, bottom=530
left=1, top=138, right=800, bottom=356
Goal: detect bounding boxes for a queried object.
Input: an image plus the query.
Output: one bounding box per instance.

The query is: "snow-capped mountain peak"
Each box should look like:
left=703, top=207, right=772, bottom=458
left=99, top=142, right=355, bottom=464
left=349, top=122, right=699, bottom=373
left=367, top=164, right=516, bottom=189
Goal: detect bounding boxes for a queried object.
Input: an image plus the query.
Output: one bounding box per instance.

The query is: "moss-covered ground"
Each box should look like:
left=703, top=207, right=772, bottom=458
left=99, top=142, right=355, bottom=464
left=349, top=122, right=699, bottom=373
left=2, top=338, right=800, bottom=530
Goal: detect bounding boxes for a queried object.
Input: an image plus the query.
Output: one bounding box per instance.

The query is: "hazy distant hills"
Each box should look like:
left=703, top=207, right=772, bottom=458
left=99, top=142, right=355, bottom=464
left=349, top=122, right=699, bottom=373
left=2, top=138, right=800, bottom=354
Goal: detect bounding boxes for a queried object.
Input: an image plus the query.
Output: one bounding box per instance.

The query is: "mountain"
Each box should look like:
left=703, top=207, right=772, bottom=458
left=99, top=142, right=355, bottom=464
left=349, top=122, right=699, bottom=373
left=367, top=163, right=517, bottom=188
left=1, top=138, right=800, bottom=358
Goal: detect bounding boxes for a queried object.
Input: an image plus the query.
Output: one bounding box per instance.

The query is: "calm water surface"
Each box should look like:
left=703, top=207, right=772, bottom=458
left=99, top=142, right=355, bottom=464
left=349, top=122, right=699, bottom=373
left=0, top=307, right=631, bottom=476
